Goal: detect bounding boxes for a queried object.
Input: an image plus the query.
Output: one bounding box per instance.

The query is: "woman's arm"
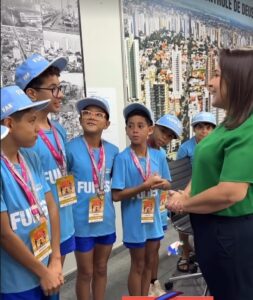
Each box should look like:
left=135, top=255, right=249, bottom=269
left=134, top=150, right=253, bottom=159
left=168, top=181, right=249, bottom=214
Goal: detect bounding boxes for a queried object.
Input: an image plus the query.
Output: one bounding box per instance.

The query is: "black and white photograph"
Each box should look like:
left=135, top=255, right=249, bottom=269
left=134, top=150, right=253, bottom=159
left=0, top=0, right=85, bottom=140
left=41, top=0, right=80, bottom=34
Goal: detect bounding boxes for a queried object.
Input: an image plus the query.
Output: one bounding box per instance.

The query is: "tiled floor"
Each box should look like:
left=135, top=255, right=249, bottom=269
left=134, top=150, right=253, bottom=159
left=61, top=224, right=207, bottom=299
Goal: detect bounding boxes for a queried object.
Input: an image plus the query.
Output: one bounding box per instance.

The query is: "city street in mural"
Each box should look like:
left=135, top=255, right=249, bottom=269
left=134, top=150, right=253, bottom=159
left=122, top=0, right=253, bottom=158
left=1, top=0, right=85, bottom=139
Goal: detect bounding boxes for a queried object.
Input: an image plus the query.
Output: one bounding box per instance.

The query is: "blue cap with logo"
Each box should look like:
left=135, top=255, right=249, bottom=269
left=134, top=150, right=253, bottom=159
left=15, top=53, right=68, bottom=90
left=76, top=96, right=110, bottom=117
left=1, top=125, right=9, bottom=140
left=1, top=85, right=50, bottom=121
left=191, top=111, right=217, bottom=127
left=123, top=103, right=154, bottom=125
left=156, top=114, right=183, bottom=138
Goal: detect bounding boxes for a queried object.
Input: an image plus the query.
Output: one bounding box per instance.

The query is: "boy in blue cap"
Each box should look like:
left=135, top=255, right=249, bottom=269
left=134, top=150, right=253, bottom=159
left=177, top=111, right=216, bottom=163
left=0, top=85, right=63, bottom=299
left=66, top=97, right=119, bottom=300
left=112, top=103, right=171, bottom=296
left=176, top=111, right=216, bottom=272
left=147, top=114, right=182, bottom=296
left=15, top=54, right=76, bottom=270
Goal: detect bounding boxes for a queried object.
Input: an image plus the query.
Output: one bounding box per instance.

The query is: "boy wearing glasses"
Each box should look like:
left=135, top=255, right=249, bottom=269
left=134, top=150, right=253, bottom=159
left=15, top=54, right=76, bottom=272
left=65, top=97, right=118, bottom=300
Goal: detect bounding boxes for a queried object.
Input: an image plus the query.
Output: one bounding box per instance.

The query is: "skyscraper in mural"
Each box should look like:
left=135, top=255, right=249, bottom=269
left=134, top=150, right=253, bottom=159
left=122, top=0, right=252, bottom=158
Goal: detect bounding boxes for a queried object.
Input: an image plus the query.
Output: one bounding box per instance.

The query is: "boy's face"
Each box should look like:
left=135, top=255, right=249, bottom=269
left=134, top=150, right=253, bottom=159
left=152, top=125, right=175, bottom=148
left=80, top=105, right=110, bottom=135
left=194, top=122, right=214, bottom=143
left=27, top=75, right=64, bottom=113
left=126, top=115, right=153, bottom=146
left=4, top=109, right=39, bottom=148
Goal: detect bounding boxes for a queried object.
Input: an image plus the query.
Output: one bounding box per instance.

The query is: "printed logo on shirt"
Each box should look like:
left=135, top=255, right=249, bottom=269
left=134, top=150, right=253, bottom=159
left=77, top=180, right=111, bottom=194
left=44, top=168, right=62, bottom=184
left=135, top=189, right=158, bottom=200
left=10, top=200, right=48, bottom=231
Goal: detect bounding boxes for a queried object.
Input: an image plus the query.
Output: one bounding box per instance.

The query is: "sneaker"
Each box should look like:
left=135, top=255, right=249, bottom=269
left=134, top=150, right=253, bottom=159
left=153, top=280, right=166, bottom=296
left=148, top=284, right=156, bottom=296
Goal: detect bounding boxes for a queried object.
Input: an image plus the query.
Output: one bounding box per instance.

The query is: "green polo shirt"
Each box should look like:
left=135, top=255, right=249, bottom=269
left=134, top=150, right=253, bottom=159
left=191, top=114, right=253, bottom=217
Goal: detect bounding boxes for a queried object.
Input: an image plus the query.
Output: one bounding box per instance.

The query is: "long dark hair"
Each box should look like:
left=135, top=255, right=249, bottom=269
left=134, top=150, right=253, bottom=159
left=220, top=48, right=253, bottom=129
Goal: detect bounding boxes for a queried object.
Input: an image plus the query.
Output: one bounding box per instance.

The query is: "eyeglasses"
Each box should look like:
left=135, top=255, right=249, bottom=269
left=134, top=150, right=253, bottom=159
left=33, top=85, right=66, bottom=97
left=81, top=110, right=107, bottom=120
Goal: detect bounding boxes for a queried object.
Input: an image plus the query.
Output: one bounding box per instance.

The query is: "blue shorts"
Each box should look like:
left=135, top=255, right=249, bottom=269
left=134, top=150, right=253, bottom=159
left=124, top=236, right=164, bottom=249
left=75, top=232, right=116, bottom=252
left=60, top=234, right=75, bottom=256
left=0, top=286, right=59, bottom=300
left=163, top=225, right=168, bottom=232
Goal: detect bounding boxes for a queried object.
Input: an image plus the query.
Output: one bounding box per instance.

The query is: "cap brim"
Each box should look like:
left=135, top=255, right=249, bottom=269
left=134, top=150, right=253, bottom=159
left=192, top=120, right=216, bottom=126
left=123, top=103, right=153, bottom=124
left=155, top=121, right=180, bottom=138
left=17, top=99, right=51, bottom=113
left=1, top=126, right=9, bottom=140
left=34, top=57, right=67, bottom=81
left=76, top=98, right=109, bottom=116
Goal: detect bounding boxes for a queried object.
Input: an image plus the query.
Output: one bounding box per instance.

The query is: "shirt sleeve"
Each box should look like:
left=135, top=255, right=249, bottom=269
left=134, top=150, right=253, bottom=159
left=65, top=142, right=73, bottom=174
left=0, top=194, right=7, bottom=212
left=220, top=132, right=253, bottom=183
left=111, top=154, right=126, bottom=190
left=176, top=144, right=187, bottom=159
left=160, top=151, right=171, bottom=181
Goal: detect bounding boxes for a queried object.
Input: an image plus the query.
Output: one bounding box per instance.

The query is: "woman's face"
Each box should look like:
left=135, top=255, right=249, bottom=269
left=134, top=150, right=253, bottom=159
left=208, top=66, right=227, bottom=110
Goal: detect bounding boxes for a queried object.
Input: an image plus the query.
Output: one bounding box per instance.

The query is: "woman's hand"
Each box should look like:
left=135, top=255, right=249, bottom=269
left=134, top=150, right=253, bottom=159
left=167, top=190, right=188, bottom=213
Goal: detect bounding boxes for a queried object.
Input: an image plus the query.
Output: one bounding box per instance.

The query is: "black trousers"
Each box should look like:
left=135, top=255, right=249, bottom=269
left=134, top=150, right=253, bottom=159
left=190, top=213, right=253, bottom=300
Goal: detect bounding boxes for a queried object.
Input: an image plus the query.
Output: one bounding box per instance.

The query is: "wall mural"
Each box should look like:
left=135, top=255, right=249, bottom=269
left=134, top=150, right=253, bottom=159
left=1, top=0, right=85, bottom=139
left=122, top=0, right=253, bottom=158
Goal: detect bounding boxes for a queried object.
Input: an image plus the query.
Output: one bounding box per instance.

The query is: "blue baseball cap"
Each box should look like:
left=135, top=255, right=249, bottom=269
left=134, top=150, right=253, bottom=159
left=191, top=111, right=216, bottom=127
left=123, top=103, right=154, bottom=125
left=76, top=96, right=110, bottom=117
left=156, top=114, right=183, bottom=138
left=1, top=85, right=50, bottom=121
left=1, top=125, right=9, bottom=140
left=15, top=53, right=68, bottom=90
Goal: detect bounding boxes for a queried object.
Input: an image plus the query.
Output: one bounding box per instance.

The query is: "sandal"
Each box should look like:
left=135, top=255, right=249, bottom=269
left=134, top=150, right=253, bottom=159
left=177, top=257, right=190, bottom=273
left=189, top=251, right=197, bottom=263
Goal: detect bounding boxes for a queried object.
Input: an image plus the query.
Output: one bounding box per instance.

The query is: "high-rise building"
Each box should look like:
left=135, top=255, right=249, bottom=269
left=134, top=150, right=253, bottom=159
left=124, top=36, right=142, bottom=101
left=172, top=47, right=183, bottom=98
left=150, top=82, right=168, bottom=121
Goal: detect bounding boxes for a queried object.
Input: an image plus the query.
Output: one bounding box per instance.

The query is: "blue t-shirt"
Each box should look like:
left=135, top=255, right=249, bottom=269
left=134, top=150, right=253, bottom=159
left=111, top=147, right=171, bottom=243
left=177, top=136, right=197, bottom=162
left=158, top=148, right=171, bottom=227
left=66, top=136, right=119, bottom=237
left=0, top=149, right=50, bottom=293
left=28, top=121, right=74, bottom=243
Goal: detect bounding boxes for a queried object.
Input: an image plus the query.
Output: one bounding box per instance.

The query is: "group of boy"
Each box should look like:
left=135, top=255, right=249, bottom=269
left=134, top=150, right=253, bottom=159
left=0, top=52, right=216, bottom=299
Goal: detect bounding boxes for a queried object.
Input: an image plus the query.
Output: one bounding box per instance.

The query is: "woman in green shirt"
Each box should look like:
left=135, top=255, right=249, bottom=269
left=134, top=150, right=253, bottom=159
left=168, top=48, right=253, bottom=300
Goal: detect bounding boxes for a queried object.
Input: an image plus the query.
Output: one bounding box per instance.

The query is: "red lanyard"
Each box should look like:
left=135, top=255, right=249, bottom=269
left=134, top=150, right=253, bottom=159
left=83, top=138, right=106, bottom=196
left=1, top=152, right=44, bottom=221
left=38, top=123, right=66, bottom=176
left=130, top=148, right=151, bottom=181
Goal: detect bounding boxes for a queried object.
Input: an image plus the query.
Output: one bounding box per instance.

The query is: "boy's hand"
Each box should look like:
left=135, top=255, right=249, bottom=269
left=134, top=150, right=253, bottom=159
left=151, top=178, right=169, bottom=190
left=144, top=174, right=163, bottom=191
left=40, top=268, right=62, bottom=296
left=48, top=256, right=64, bottom=285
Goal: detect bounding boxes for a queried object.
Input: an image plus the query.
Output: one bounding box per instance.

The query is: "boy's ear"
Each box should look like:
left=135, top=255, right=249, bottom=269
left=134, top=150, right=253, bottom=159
left=25, top=88, right=37, bottom=101
left=148, top=125, right=154, bottom=136
left=104, top=120, right=110, bottom=130
left=3, top=117, right=14, bottom=132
